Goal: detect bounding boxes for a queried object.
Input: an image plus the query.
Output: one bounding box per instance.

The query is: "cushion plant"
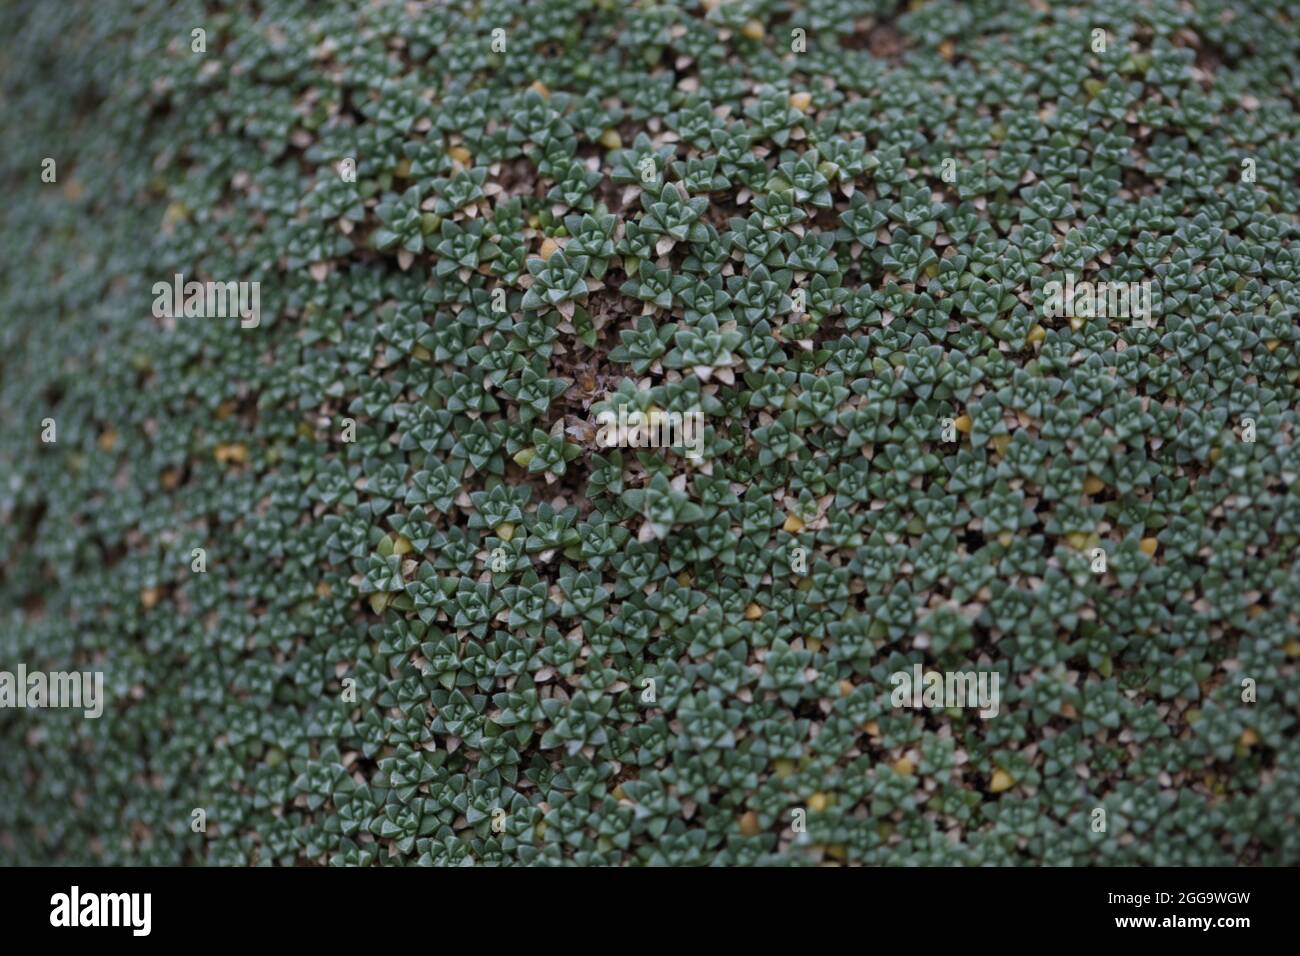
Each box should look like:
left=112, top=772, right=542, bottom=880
left=1, top=0, right=1298, bottom=866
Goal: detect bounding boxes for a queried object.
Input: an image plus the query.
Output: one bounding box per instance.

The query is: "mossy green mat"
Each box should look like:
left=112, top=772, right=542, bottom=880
left=2, top=0, right=1298, bottom=865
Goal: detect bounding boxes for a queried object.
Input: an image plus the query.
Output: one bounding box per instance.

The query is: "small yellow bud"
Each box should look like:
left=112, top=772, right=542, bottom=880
left=989, top=769, right=1014, bottom=793
left=1138, top=537, right=1158, bottom=557
left=739, top=810, right=761, bottom=836
left=1083, top=475, right=1106, bottom=494
left=162, top=201, right=190, bottom=228
left=783, top=513, right=805, bottom=533
left=495, top=522, right=515, bottom=541
left=789, top=92, right=812, bottom=111
left=214, top=442, right=248, bottom=465
left=744, top=603, right=763, bottom=620
left=807, top=792, right=829, bottom=812
left=893, top=757, right=915, bottom=776
left=953, top=414, right=972, bottom=433
left=599, top=129, right=622, bottom=150
left=741, top=20, right=765, bottom=41
left=539, top=236, right=561, bottom=260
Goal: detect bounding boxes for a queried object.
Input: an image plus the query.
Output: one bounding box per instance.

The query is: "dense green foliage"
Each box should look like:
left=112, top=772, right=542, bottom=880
left=2, top=0, right=1299, bottom=865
